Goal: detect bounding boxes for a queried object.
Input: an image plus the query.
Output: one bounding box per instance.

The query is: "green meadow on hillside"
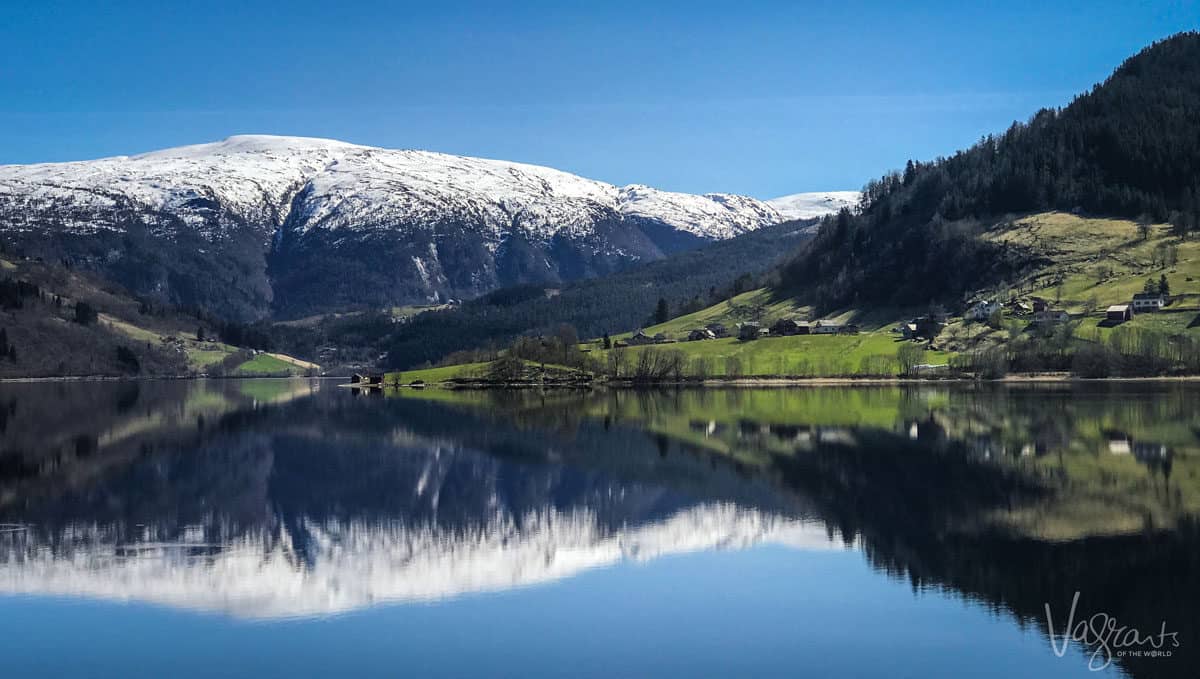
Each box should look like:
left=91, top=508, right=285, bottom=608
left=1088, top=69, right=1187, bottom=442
left=983, top=212, right=1200, bottom=309
left=592, top=332, right=949, bottom=377
left=233, top=353, right=303, bottom=376
left=592, top=288, right=942, bottom=378
left=384, top=359, right=586, bottom=385
left=389, top=212, right=1200, bottom=383
left=385, top=362, right=493, bottom=383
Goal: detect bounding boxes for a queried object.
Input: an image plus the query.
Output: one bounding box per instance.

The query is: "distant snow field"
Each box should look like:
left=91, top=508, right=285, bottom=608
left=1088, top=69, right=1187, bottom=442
left=766, top=191, right=861, bottom=220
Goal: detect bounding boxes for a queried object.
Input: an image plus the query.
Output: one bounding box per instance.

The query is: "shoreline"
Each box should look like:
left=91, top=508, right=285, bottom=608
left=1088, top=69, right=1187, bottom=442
left=373, top=373, right=1200, bottom=389
left=8, top=373, right=1200, bottom=387
left=0, top=375, right=339, bottom=384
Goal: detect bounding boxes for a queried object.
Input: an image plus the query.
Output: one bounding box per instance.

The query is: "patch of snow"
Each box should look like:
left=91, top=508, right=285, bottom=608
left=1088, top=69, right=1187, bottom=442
left=766, top=191, right=861, bottom=220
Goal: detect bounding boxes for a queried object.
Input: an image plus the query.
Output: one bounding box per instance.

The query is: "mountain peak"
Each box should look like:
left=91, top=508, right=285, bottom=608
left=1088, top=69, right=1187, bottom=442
left=131, top=134, right=368, bottom=160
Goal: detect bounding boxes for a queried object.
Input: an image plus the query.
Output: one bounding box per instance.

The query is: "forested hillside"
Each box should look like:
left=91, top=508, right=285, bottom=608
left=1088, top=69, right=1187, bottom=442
left=382, top=218, right=816, bottom=368
left=0, top=254, right=320, bottom=378
left=779, top=31, right=1200, bottom=311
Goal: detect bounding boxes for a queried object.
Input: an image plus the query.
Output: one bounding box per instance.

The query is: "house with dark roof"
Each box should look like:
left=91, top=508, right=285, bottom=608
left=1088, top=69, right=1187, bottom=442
left=705, top=322, right=729, bottom=338
left=626, top=330, right=657, bottom=346
left=770, top=318, right=801, bottom=336
left=1132, top=292, right=1165, bottom=312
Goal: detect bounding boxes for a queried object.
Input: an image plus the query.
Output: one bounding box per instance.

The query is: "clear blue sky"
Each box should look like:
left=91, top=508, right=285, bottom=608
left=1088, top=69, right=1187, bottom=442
left=1, top=0, right=1196, bottom=198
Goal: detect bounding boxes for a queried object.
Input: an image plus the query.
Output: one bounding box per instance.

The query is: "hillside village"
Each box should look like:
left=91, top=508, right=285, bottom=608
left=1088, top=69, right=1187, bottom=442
left=381, top=212, right=1200, bottom=385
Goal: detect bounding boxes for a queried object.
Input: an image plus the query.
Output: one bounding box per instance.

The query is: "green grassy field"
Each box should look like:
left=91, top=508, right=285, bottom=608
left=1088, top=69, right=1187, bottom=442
left=1075, top=307, right=1200, bottom=341
left=386, top=330, right=951, bottom=382
left=611, top=289, right=811, bottom=340
left=579, top=284, right=947, bottom=378
left=593, top=332, right=949, bottom=377
left=983, top=212, right=1200, bottom=310
left=187, top=348, right=235, bottom=369
left=385, top=361, right=492, bottom=383
left=384, top=359, right=587, bottom=384
left=611, top=288, right=923, bottom=343
left=234, top=353, right=303, bottom=376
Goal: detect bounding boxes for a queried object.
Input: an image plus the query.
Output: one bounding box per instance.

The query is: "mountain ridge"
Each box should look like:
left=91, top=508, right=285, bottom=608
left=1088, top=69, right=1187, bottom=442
left=0, top=135, right=807, bottom=320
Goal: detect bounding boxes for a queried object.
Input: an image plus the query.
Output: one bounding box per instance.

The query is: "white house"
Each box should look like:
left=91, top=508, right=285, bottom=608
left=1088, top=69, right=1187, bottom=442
left=812, top=320, right=842, bottom=334
left=1131, top=292, right=1165, bottom=312
left=966, top=300, right=1002, bottom=321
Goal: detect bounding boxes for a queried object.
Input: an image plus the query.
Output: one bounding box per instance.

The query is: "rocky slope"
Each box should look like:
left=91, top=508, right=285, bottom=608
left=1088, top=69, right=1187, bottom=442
left=0, top=136, right=784, bottom=319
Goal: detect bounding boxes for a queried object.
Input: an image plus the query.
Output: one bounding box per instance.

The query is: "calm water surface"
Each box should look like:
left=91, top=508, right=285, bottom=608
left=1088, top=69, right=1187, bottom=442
left=0, top=379, right=1195, bottom=678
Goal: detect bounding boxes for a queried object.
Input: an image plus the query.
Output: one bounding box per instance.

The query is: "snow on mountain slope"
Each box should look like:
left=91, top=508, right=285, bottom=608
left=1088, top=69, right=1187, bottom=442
left=766, top=190, right=861, bottom=220
left=0, top=135, right=782, bottom=242
left=0, top=135, right=792, bottom=317
left=617, top=184, right=781, bottom=239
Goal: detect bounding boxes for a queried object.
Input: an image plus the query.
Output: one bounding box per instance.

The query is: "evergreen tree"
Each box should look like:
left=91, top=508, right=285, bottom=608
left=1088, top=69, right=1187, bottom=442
left=74, top=301, right=98, bottom=325
left=654, top=298, right=669, bottom=324
left=1159, top=274, right=1171, bottom=296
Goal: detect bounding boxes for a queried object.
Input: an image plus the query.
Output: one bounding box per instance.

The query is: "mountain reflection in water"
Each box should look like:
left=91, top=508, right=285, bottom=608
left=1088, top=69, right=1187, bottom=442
left=0, top=380, right=1196, bottom=678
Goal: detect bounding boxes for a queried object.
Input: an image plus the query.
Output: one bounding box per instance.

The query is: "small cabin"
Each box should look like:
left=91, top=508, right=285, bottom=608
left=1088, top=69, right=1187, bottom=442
left=1105, top=304, right=1132, bottom=323
left=688, top=328, right=716, bottom=341
left=351, top=373, right=384, bottom=385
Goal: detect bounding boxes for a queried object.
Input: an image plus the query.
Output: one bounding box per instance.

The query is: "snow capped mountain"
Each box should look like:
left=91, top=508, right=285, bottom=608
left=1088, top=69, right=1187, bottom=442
left=0, top=135, right=785, bottom=318
left=0, top=135, right=779, bottom=241
left=766, top=190, right=861, bottom=220
left=616, top=184, right=781, bottom=239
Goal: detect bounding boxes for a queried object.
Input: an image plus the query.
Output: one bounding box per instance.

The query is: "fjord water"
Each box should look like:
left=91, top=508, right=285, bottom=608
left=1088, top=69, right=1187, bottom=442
left=0, top=381, right=1194, bottom=678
